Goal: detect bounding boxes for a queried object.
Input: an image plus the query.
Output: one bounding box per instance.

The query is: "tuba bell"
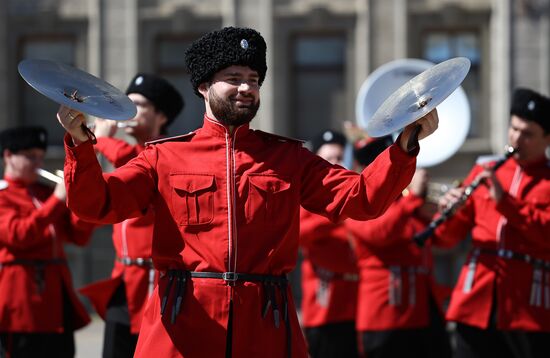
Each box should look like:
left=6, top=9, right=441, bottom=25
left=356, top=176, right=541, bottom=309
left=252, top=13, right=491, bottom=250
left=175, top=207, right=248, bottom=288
left=36, top=168, right=64, bottom=184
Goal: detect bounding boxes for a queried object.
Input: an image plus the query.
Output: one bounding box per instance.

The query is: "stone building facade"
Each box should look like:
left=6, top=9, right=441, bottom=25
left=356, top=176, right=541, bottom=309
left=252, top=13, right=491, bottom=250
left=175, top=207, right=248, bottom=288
left=0, top=0, right=548, bottom=305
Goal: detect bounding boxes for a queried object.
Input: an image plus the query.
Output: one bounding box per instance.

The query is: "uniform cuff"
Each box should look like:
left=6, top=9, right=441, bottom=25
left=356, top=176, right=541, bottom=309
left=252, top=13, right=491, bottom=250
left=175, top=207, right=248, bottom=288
left=401, top=192, right=425, bottom=213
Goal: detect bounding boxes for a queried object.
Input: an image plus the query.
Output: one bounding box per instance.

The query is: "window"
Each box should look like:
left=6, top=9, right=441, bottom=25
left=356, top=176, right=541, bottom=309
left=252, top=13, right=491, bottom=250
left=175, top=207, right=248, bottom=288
left=155, top=35, right=205, bottom=136
left=291, top=34, right=346, bottom=141
left=18, top=36, right=76, bottom=145
left=423, top=31, right=482, bottom=137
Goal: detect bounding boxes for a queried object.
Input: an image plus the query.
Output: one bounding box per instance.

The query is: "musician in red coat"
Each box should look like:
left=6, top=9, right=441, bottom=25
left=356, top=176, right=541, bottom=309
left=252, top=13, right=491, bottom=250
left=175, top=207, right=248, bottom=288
left=434, top=88, right=550, bottom=358
left=345, top=136, right=452, bottom=358
left=79, top=73, right=184, bottom=358
left=55, top=27, right=439, bottom=358
left=299, top=130, right=359, bottom=358
left=0, top=126, right=94, bottom=358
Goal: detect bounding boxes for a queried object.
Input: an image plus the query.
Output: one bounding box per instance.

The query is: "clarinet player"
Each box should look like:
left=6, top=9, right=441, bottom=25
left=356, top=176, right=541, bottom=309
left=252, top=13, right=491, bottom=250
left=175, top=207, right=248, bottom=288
left=433, top=88, right=550, bottom=358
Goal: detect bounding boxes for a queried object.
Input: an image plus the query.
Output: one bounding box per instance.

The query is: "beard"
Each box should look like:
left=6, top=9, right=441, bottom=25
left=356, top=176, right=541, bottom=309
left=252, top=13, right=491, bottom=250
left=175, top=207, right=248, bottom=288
left=208, top=89, right=260, bottom=126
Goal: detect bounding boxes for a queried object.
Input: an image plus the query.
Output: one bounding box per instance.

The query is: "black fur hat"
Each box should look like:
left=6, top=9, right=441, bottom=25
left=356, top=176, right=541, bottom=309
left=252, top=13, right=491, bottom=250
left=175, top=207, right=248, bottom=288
left=510, top=88, right=550, bottom=133
left=126, top=73, right=184, bottom=125
left=310, top=130, right=347, bottom=154
left=0, top=126, right=48, bottom=154
left=185, top=27, right=267, bottom=98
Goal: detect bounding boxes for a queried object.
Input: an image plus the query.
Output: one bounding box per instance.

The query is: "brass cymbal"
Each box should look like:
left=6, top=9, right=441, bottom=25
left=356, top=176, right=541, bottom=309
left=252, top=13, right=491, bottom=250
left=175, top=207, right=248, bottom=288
left=18, top=59, right=137, bottom=120
left=365, top=57, right=471, bottom=137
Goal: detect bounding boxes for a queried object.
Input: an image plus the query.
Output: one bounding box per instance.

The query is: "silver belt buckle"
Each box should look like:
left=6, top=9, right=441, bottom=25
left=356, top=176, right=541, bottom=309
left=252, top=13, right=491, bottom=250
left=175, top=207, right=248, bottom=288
left=222, top=272, right=239, bottom=282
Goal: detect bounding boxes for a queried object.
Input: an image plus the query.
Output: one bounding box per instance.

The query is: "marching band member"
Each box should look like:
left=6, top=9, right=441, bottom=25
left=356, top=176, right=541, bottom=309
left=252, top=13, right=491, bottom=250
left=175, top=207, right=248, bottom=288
left=55, top=26, right=438, bottom=357
left=299, top=129, right=359, bottom=358
left=79, top=74, right=184, bottom=358
left=0, top=126, right=94, bottom=358
left=434, top=87, right=550, bottom=358
left=346, top=136, right=452, bottom=358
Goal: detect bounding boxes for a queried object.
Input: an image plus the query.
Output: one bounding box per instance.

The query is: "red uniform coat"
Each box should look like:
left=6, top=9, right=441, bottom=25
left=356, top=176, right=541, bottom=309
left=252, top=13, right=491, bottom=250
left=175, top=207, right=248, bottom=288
left=0, top=177, right=93, bottom=333
left=79, top=137, right=156, bottom=333
left=346, top=193, right=447, bottom=331
left=63, top=116, right=416, bottom=358
left=434, top=157, right=550, bottom=331
left=299, top=208, right=358, bottom=327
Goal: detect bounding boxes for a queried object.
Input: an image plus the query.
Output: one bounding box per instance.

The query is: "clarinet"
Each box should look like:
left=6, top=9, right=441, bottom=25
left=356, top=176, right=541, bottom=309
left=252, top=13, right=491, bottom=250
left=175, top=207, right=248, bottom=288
left=413, top=145, right=516, bottom=247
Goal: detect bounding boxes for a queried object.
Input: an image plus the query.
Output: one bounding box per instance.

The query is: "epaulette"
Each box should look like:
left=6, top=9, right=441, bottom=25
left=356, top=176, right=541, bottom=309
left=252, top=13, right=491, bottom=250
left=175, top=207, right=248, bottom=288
left=255, top=130, right=305, bottom=144
left=146, top=132, right=195, bottom=146
left=0, top=180, right=8, bottom=190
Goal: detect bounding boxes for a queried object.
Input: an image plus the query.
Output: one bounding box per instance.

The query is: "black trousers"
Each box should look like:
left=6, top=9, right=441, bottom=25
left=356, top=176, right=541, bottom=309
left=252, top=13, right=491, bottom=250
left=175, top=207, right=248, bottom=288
left=454, top=286, right=550, bottom=358
left=360, top=298, right=451, bottom=358
left=454, top=323, right=550, bottom=358
left=0, top=331, right=75, bottom=358
left=102, top=282, right=138, bottom=358
left=0, top=289, right=75, bottom=358
left=304, top=321, right=359, bottom=358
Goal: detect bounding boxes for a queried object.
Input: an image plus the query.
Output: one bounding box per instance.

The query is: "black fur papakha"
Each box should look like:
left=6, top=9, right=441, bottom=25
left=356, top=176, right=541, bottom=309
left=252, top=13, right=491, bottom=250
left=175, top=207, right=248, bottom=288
left=185, top=27, right=267, bottom=98
left=510, top=88, right=550, bottom=133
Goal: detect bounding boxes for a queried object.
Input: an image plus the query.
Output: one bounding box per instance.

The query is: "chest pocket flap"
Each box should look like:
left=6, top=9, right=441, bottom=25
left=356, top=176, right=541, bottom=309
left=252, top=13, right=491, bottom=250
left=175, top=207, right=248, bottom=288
left=170, top=174, right=216, bottom=226
left=246, top=174, right=291, bottom=226
left=248, top=174, right=290, bottom=194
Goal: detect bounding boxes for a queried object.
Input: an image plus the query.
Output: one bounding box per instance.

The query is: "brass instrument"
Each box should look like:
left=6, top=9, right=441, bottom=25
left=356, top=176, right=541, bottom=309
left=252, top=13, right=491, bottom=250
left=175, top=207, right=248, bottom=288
left=425, top=182, right=451, bottom=204
left=413, top=146, right=516, bottom=247
left=116, top=120, right=138, bottom=128
left=36, top=168, right=64, bottom=184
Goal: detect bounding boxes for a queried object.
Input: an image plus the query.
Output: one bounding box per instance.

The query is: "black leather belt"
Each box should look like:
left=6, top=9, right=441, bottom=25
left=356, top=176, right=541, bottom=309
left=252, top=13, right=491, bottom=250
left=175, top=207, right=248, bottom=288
left=160, top=270, right=292, bottom=357
left=0, top=258, right=67, bottom=293
left=476, top=248, right=550, bottom=307
left=479, top=248, right=550, bottom=268
left=313, top=266, right=359, bottom=282
left=189, top=271, right=288, bottom=284
left=116, top=256, right=153, bottom=267
left=0, top=258, right=67, bottom=267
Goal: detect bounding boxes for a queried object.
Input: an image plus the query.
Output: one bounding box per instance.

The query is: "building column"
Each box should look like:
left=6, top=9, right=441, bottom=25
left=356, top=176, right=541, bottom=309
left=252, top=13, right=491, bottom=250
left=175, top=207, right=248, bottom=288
left=490, top=0, right=512, bottom=153
left=393, top=0, right=407, bottom=59
left=222, top=0, right=237, bottom=26
left=87, top=0, right=101, bottom=76
left=354, top=0, right=370, bottom=94
left=0, top=4, right=8, bottom=128
left=97, top=0, right=138, bottom=90
left=540, top=13, right=550, bottom=95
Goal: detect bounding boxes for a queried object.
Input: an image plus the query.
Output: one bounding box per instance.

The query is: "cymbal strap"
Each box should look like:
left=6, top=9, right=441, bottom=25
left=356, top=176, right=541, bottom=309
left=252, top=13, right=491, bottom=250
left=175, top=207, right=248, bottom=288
left=81, top=123, right=97, bottom=144
left=406, top=125, right=421, bottom=152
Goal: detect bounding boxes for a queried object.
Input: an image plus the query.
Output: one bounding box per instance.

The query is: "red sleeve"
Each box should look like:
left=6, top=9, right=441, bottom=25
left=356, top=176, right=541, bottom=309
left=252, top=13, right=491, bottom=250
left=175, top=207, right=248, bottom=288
left=0, top=194, right=67, bottom=249
left=298, top=208, right=316, bottom=247
left=63, top=214, right=97, bottom=246
left=95, top=137, right=143, bottom=167
left=495, top=191, right=550, bottom=245
left=299, top=207, right=345, bottom=248
left=300, top=142, right=417, bottom=223
left=345, top=194, right=423, bottom=247
left=431, top=166, right=480, bottom=248
left=64, top=134, right=155, bottom=225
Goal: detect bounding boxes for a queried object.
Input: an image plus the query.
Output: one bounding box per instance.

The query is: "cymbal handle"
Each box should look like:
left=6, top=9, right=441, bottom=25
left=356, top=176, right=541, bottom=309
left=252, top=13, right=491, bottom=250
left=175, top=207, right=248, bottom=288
left=406, top=125, right=421, bottom=152
left=81, top=123, right=97, bottom=144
